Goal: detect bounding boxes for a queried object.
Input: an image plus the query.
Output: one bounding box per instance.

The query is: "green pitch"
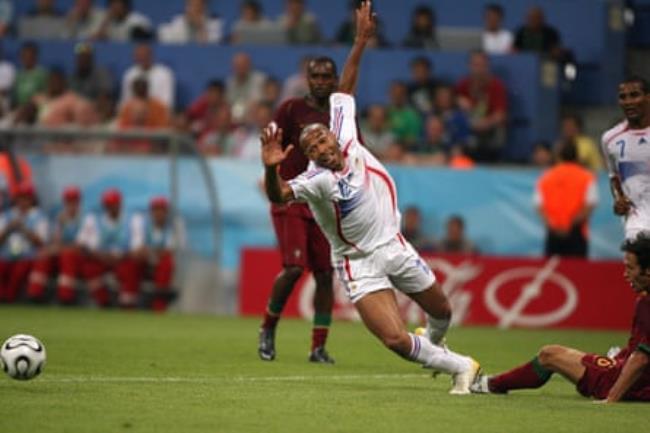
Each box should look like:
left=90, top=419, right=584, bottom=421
left=0, top=307, right=644, bottom=433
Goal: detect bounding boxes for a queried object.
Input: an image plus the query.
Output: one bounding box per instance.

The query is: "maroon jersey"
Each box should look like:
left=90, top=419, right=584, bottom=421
left=616, top=291, right=650, bottom=363
left=274, top=97, right=330, bottom=181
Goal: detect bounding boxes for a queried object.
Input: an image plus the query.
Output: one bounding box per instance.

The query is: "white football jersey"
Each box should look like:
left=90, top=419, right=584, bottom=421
left=601, top=120, right=650, bottom=239
left=288, top=93, right=401, bottom=258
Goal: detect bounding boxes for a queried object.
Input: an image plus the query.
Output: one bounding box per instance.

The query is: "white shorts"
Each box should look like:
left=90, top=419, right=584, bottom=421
left=334, top=236, right=436, bottom=303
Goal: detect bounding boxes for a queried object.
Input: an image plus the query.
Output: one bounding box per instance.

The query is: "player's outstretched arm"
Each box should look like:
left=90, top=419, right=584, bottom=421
left=261, top=124, right=295, bottom=204
left=605, top=350, right=649, bottom=402
left=338, top=1, right=376, bottom=95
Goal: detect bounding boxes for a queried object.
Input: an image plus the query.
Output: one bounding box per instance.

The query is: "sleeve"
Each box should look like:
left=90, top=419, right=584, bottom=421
left=585, top=177, right=599, bottom=206
left=600, top=132, right=618, bottom=178
left=77, top=214, right=99, bottom=250
left=129, top=213, right=145, bottom=251
left=637, top=302, right=650, bottom=356
left=329, top=92, right=358, bottom=148
left=287, top=170, right=332, bottom=203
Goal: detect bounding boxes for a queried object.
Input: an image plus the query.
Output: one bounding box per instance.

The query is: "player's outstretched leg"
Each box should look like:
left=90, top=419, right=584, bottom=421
left=356, top=289, right=480, bottom=394
left=258, top=265, right=303, bottom=361
left=471, top=345, right=586, bottom=394
left=309, top=270, right=335, bottom=364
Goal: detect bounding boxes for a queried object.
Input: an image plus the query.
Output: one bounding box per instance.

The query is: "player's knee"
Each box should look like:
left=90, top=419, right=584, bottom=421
left=313, top=271, right=333, bottom=290
left=380, top=330, right=410, bottom=354
left=538, top=344, right=565, bottom=367
left=282, top=266, right=303, bottom=283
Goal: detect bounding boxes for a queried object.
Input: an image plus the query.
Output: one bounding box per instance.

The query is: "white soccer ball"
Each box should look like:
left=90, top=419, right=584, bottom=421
left=0, top=334, right=46, bottom=380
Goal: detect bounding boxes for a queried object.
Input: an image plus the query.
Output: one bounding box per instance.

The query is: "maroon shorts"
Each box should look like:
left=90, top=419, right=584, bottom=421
left=271, top=203, right=332, bottom=273
left=577, top=353, right=650, bottom=401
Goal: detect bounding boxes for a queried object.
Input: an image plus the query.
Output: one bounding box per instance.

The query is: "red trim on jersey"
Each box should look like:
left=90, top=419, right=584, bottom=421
left=343, top=255, right=354, bottom=281
left=333, top=201, right=360, bottom=251
left=604, top=125, right=630, bottom=147
left=367, top=166, right=397, bottom=212
left=397, top=233, right=406, bottom=247
left=342, top=139, right=353, bottom=157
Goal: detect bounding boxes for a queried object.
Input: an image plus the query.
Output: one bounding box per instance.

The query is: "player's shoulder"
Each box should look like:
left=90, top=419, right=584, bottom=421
left=601, top=120, right=628, bottom=145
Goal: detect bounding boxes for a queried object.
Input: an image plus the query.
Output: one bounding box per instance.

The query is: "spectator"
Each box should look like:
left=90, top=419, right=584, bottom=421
left=261, top=77, right=282, bottom=109
left=61, top=188, right=135, bottom=307
left=414, top=115, right=450, bottom=165
left=439, top=215, right=478, bottom=254
left=456, top=51, right=508, bottom=163
left=117, top=77, right=170, bottom=132
left=229, top=101, right=273, bottom=159
left=129, top=196, right=185, bottom=311
left=120, top=43, right=175, bottom=110
left=334, top=0, right=388, bottom=47
left=35, top=68, right=98, bottom=128
left=530, top=141, right=553, bottom=168
left=280, top=56, right=310, bottom=102
left=0, top=0, right=12, bottom=37
left=534, top=140, right=598, bottom=258
left=278, top=0, right=321, bottom=45
left=403, top=5, right=438, bottom=49
left=360, top=104, right=397, bottom=160
left=482, top=3, right=513, bottom=55
left=407, top=56, right=440, bottom=115
left=27, top=186, right=83, bottom=302
left=69, top=42, right=113, bottom=100
left=558, top=113, right=603, bottom=171
left=402, top=206, right=435, bottom=253
left=95, top=92, right=117, bottom=128
left=432, top=84, right=473, bottom=149
left=197, top=104, right=236, bottom=156
left=158, top=0, right=223, bottom=44
left=0, top=183, right=48, bottom=303
left=14, top=42, right=48, bottom=107
left=0, top=153, right=33, bottom=211
left=0, top=45, right=14, bottom=118
left=230, top=0, right=273, bottom=44
left=226, top=52, right=266, bottom=123
left=18, top=0, right=65, bottom=39
left=93, top=0, right=152, bottom=42
left=186, top=79, right=227, bottom=137
left=64, top=0, right=105, bottom=39
left=387, top=80, right=422, bottom=147
left=514, top=6, right=565, bottom=61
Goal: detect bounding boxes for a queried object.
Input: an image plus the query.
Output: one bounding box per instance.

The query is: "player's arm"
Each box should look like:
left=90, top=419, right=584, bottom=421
left=337, top=1, right=376, bottom=95
left=605, top=350, right=649, bottom=403
left=609, top=175, right=633, bottom=216
left=261, top=125, right=295, bottom=204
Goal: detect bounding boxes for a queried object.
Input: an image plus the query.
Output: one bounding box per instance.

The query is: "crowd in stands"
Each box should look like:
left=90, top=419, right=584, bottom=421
left=0, top=0, right=597, bottom=168
left=0, top=181, right=185, bottom=310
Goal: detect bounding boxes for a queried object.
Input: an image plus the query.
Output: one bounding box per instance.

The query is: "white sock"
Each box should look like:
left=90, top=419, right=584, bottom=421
left=408, top=333, right=470, bottom=375
left=426, top=316, right=450, bottom=345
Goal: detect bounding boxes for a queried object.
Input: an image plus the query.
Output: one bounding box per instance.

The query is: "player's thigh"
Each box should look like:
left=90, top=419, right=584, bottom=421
left=306, top=218, right=332, bottom=273
left=387, top=242, right=436, bottom=297
left=272, top=211, right=309, bottom=268
left=355, top=289, right=405, bottom=341
left=540, top=345, right=586, bottom=383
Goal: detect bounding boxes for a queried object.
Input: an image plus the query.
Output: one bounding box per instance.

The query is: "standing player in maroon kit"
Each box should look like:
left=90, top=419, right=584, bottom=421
left=471, top=232, right=650, bottom=402
left=258, top=56, right=339, bottom=363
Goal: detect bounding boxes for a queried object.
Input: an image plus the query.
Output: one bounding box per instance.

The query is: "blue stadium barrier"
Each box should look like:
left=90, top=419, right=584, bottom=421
left=27, top=156, right=624, bottom=270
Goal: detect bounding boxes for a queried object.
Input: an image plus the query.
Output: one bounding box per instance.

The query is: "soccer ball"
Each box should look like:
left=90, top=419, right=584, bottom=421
left=0, top=334, right=47, bottom=380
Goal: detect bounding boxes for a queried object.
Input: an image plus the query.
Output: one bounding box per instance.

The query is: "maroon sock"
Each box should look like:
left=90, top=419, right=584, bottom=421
left=311, top=327, right=329, bottom=351
left=261, top=311, right=280, bottom=330
left=489, top=357, right=553, bottom=393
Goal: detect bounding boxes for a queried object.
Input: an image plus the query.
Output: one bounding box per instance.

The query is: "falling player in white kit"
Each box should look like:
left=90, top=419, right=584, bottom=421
left=601, top=76, right=650, bottom=239
left=261, top=1, right=480, bottom=394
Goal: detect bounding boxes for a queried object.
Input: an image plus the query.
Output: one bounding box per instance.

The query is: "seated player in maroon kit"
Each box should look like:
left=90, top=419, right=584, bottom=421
left=257, top=57, right=340, bottom=362
left=471, top=232, right=650, bottom=402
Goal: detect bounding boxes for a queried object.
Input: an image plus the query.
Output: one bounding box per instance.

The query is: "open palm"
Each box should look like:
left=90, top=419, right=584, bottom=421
left=261, top=124, right=294, bottom=167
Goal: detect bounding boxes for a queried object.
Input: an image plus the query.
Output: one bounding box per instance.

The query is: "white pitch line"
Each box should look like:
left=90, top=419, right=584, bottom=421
left=36, top=373, right=426, bottom=384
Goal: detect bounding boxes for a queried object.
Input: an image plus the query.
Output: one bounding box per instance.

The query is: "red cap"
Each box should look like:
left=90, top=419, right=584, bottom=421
left=13, top=182, right=35, bottom=198
left=150, top=196, right=169, bottom=209
left=101, top=188, right=122, bottom=206
left=62, top=186, right=81, bottom=202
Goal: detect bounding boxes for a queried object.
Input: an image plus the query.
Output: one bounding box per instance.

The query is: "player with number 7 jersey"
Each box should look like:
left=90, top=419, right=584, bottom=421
left=601, top=76, right=650, bottom=239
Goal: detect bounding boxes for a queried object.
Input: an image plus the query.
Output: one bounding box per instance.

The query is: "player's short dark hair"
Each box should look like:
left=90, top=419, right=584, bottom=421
left=622, top=232, right=650, bottom=271
left=308, top=56, right=338, bottom=76
left=485, top=3, right=504, bottom=17
left=622, top=75, right=650, bottom=94
left=410, top=56, right=432, bottom=70
left=558, top=139, right=578, bottom=162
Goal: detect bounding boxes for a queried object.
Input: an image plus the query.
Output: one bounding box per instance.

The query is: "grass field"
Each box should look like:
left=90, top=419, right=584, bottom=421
left=0, top=306, right=644, bottom=433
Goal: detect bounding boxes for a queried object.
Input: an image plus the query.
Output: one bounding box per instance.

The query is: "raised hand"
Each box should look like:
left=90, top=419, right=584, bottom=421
left=261, top=123, right=294, bottom=168
left=355, top=1, right=377, bottom=42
